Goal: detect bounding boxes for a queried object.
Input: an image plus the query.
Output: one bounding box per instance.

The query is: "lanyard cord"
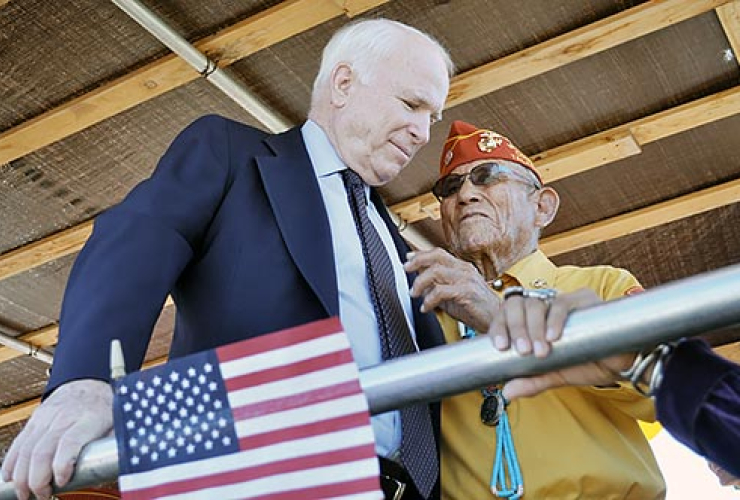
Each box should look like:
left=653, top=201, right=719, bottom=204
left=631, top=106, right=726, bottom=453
left=463, top=325, right=524, bottom=499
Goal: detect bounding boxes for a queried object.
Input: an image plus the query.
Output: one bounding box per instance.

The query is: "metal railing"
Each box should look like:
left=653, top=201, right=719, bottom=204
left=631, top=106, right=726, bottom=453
left=2, top=262, right=740, bottom=497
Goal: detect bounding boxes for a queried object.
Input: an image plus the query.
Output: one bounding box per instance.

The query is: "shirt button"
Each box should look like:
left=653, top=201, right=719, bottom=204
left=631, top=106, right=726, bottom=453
left=490, top=278, right=504, bottom=291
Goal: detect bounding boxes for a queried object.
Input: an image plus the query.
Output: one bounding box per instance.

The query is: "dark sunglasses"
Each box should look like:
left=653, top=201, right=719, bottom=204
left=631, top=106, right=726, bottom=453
left=432, top=162, right=542, bottom=200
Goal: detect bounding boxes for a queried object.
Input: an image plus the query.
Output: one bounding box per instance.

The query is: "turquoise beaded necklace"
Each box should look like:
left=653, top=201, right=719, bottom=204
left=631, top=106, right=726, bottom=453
left=463, top=325, right=524, bottom=499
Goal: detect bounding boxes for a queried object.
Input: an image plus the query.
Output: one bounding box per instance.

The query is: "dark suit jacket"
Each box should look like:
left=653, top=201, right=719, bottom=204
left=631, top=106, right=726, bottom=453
left=49, top=114, right=444, bottom=393
left=657, top=339, right=740, bottom=476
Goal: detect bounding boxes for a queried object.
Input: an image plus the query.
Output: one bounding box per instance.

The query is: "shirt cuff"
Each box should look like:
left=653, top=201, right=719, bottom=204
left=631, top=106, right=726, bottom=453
left=655, top=338, right=736, bottom=448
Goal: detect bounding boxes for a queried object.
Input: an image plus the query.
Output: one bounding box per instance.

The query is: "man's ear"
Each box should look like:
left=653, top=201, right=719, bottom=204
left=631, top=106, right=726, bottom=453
left=534, top=186, right=560, bottom=228
left=329, top=63, right=354, bottom=108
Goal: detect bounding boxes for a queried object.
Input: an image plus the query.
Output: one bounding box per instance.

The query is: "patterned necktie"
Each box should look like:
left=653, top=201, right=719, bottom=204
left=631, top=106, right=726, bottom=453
left=341, top=169, right=438, bottom=498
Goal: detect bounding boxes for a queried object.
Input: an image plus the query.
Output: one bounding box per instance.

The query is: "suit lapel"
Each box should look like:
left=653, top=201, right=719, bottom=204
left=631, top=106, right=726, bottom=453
left=257, top=127, right=339, bottom=316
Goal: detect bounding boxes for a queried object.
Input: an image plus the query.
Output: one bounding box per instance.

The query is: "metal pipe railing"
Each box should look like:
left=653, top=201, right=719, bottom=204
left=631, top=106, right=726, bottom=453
left=2, top=262, right=740, bottom=497
left=364, top=261, right=740, bottom=413
left=110, top=0, right=292, bottom=133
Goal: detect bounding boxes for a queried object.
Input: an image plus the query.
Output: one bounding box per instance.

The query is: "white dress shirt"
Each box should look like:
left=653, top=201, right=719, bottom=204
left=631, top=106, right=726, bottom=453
left=301, top=120, right=418, bottom=457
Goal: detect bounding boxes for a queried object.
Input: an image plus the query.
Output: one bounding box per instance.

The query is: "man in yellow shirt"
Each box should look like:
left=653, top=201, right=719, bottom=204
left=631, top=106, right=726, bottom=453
left=405, top=120, right=665, bottom=499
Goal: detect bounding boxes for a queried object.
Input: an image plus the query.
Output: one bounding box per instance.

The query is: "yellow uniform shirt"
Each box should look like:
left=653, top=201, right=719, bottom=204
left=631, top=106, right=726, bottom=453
left=440, top=250, right=666, bottom=499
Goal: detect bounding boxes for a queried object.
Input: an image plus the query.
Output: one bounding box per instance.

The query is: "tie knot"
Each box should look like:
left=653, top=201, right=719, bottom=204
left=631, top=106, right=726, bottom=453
left=342, top=169, right=367, bottom=207
left=341, top=168, right=364, bottom=187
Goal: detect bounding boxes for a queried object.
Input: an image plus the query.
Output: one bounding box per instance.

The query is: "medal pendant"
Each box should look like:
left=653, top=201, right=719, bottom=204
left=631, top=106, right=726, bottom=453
left=480, top=389, right=504, bottom=426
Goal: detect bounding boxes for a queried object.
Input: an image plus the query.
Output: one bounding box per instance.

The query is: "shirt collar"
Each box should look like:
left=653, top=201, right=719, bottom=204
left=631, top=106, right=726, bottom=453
left=502, top=249, right=558, bottom=290
left=301, top=119, right=347, bottom=178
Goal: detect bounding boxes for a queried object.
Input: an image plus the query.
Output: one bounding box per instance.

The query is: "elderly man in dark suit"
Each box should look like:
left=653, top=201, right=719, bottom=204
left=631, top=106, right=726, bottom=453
left=2, top=19, right=453, bottom=500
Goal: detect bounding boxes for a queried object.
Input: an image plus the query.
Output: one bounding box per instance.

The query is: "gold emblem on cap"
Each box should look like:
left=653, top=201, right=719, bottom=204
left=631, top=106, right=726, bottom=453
left=478, top=131, right=504, bottom=153
left=444, top=149, right=454, bottom=166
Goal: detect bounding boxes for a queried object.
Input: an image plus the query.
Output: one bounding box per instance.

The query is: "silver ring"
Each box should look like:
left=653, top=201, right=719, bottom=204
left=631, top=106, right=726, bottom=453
left=503, top=286, right=558, bottom=306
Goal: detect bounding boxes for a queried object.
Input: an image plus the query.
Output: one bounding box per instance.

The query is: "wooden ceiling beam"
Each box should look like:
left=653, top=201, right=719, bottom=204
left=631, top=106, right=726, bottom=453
left=0, top=298, right=175, bottom=363
left=0, top=221, right=93, bottom=282
left=536, top=130, right=642, bottom=183
left=3, top=85, right=739, bottom=279
left=0, top=0, right=387, bottom=165
left=446, top=0, right=730, bottom=107
left=331, top=0, right=388, bottom=17
left=2, top=85, right=739, bottom=279
left=0, top=399, right=37, bottom=428
left=717, top=0, right=740, bottom=63
left=392, top=84, right=740, bottom=224
left=540, top=177, right=740, bottom=256
left=0, top=0, right=724, bottom=167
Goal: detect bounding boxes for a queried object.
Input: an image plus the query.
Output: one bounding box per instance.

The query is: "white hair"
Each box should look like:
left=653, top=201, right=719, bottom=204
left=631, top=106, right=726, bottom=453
left=311, top=18, right=454, bottom=97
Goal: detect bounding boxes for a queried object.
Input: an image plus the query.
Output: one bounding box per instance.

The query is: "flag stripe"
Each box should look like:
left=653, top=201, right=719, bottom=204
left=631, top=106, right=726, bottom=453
left=122, top=444, right=377, bottom=498
left=239, top=411, right=370, bottom=450
left=248, top=477, right=382, bottom=500
left=219, top=333, right=349, bottom=379
left=232, top=379, right=360, bottom=420
left=227, top=363, right=360, bottom=408
left=120, top=426, right=376, bottom=490
left=224, top=348, right=353, bottom=392
left=216, top=317, right=343, bottom=362
left=235, top=394, right=369, bottom=438
left=158, top=457, right=379, bottom=500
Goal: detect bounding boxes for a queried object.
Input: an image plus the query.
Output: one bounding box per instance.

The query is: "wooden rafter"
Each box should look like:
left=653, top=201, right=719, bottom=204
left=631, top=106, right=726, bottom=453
left=330, top=0, right=388, bottom=17
left=0, top=297, right=175, bottom=364
left=0, top=399, right=37, bottom=428
left=0, top=0, right=725, bottom=167
left=3, top=85, right=740, bottom=281
left=540, top=178, right=740, bottom=256
left=0, top=0, right=388, bottom=165
left=446, top=0, right=730, bottom=107
left=717, top=0, right=740, bottom=63
left=393, top=84, right=740, bottom=224
left=0, top=221, right=93, bottom=282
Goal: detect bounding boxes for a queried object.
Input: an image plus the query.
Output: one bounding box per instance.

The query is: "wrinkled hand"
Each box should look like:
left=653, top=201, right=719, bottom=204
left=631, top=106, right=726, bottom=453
left=405, top=248, right=501, bottom=333
left=1, top=379, right=113, bottom=500
left=492, top=288, right=635, bottom=400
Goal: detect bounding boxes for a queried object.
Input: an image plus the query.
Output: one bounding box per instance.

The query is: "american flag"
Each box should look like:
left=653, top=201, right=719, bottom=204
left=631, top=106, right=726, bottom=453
left=113, top=317, right=382, bottom=499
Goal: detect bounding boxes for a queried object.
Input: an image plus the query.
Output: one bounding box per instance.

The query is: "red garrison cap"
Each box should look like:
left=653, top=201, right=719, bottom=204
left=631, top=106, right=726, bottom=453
left=439, top=120, right=541, bottom=184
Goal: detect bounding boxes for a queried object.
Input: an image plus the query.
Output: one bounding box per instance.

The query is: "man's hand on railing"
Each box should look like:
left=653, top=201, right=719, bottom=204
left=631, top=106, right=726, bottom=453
left=1, top=379, right=113, bottom=500
left=494, top=288, right=635, bottom=400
